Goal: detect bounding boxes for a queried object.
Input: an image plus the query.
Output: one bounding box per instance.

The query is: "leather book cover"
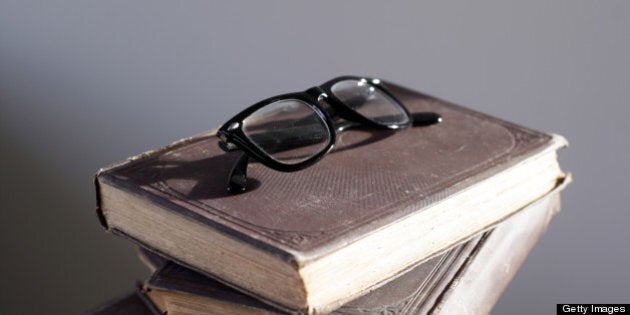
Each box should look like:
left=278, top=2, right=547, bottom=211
left=95, top=79, right=567, bottom=313
left=137, top=246, right=169, bottom=272
left=84, top=289, right=159, bottom=315
left=143, top=188, right=565, bottom=315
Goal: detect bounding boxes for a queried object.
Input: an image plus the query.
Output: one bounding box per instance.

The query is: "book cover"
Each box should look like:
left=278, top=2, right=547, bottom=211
left=142, top=188, right=565, bottom=315
left=137, top=246, right=169, bottom=273
left=84, top=289, right=159, bottom=315
left=95, top=80, right=567, bottom=313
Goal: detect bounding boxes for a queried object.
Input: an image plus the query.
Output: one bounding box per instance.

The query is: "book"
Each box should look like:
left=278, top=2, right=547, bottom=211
left=84, top=289, right=159, bottom=315
left=95, top=80, right=568, bottom=313
left=137, top=246, right=169, bottom=273
left=431, top=185, right=568, bottom=314
left=139, top=187, right=566, bottom=315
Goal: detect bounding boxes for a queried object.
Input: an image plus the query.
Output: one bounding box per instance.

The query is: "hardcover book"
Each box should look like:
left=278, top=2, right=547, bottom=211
left=137, top=246, right=169, bottom=273
left=140, top=189, right=565, bottom=315
left=95, top=81, right=567, bottom=313
left=85, top=289, right=158, bottom=315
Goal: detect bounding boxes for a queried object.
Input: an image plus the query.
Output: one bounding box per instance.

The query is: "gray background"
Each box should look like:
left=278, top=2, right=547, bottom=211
left=1, top=1, right=628, bottom=314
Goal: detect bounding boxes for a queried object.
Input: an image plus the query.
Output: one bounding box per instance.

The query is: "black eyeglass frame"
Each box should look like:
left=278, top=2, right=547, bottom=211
left=217, top=75, right=413, bottom=173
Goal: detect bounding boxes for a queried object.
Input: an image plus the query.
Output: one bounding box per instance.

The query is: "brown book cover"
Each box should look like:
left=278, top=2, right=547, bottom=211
left=142, top=188, right=566, bottom=315
left=84, top=289, right=159, bottom=315
left=137, top=247, right=169, bottom=273
left=95, top=80, right=567, bottom=313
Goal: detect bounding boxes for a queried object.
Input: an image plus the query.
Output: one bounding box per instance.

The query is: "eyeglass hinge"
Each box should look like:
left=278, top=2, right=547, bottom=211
left=218, top=140, right=239, bottom=152
left=305, top=86, right=327, bottom=101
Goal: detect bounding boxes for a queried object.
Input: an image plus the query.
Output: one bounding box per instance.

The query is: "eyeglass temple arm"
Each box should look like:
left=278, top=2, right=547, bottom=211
left=223, top=112, right=442, bottom=193
left=412, top=112, right=443, bottom=126
left=335, top=111, right=442, bottom=132
left=228, top=111, right=442, bottom=140
left=227, top=152, right=249, bottom=193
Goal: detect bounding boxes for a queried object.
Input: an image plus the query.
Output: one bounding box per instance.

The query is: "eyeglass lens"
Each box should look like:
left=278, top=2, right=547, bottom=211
left=331, top=79, right=409, bottom=125
left=242, top=99, right=331, bottom=165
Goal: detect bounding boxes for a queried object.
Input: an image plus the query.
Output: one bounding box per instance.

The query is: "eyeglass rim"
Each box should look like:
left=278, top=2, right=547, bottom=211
left=217, top=75, right=411, bottom=172
left=319, top=75, right=412, bottom=131
left=218, top=90, right=337, bottom=172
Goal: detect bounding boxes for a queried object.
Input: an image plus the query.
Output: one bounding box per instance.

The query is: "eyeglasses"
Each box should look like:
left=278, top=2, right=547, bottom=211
left=217, top=75, right=442, bottom=193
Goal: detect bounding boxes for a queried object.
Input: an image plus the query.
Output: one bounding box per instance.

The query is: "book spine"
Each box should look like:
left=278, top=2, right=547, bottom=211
left=94, top=173, right=109, bottom=230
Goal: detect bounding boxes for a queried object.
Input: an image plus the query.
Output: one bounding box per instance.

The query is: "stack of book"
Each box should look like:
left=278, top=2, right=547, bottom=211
left=87, top=81, right=569, bottom=314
